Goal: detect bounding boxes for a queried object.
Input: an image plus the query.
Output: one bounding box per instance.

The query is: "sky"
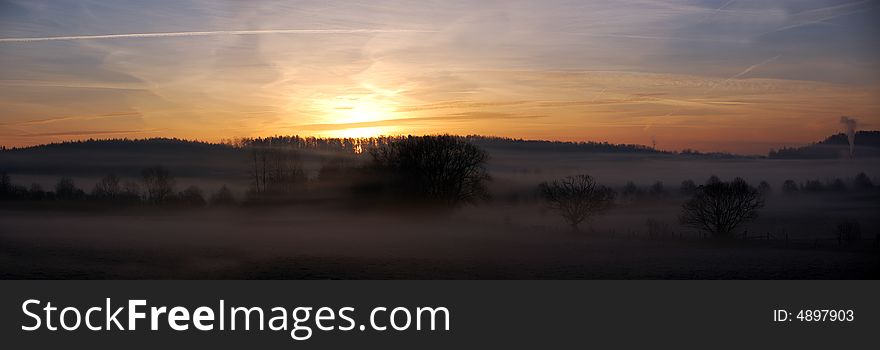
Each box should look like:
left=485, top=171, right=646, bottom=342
left=0, top=0, right=878, bottom=154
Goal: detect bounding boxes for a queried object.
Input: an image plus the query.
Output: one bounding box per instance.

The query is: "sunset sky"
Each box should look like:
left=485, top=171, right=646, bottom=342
left=1, top=0, right=878, bottom=154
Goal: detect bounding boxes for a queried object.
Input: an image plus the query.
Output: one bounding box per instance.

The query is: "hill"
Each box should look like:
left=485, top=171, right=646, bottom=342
left=768, top=131, right=880, bottom=159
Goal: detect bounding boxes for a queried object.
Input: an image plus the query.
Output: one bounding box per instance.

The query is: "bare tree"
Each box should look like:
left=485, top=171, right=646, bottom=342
left=55, top=177, right=84, bottom=200
left=368, top=135, right=490, bottom=205
left=210, top=185, right=236, bottom=206
left=92, top=174, right=121, bottom=200
left=178, top=185, right=207, bottom=207
left=539, top=174, right=615, bottom=231
left=249, top=146, right=306, bottom=197
left=142, top=166, right=175, bottom=204
left=680, top=177, right=765, bottom=238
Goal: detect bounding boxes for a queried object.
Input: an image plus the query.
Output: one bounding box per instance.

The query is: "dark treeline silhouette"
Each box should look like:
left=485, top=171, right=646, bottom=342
left=778, top=172, right=875, bottom=194
left=769, top=131, right=880, bottom=159
left=2, top=135, right=758, bottom=159
left=0, top=167, right=235, bottom=208
left=362, top=135, right=491, bottom=206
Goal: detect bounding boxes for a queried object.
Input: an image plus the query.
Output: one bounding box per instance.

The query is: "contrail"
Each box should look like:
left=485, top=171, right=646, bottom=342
left=728, top=55, right=781, bottom=80
left=0, top=29, right=434, bottom=43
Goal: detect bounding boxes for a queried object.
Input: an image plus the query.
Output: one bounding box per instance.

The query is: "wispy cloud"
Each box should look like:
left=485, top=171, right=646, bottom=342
left=0, top=112, right=141, bottom=126
left=0, top=28, right=434, bottom=43
left=20, top=129, right=161, bottom=137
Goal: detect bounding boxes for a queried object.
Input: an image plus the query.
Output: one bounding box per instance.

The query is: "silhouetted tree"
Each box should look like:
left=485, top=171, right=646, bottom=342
left=539, top=174, right=615, bottom=231
left=28, top=183, right=46, bottom=201
left=680, top=177, right=765, bottom=239
left=178, top=185, right=207, bottom=207
left=141, top=166, right=175, bottom=204
left=853, top=172, right=873, bottom=190
left=802, top=180, right=824, bottom=193
left=368, top=135, right=490, bottom=205
left=648, top=181, right=666, bottom=197
left=758, top=181, right=772, bottom=194
left=622, top=181, right=642, bottom=198
left=120, top=181, right=143, bottom=203
left=92, top=174, right=122, bottom=200
left=0, top=171, right=13, bottom=200
left=680, top=179, right=697, bottom=195
left=55, top=177, right=84, bottom=200
left=828, top=178, right=847, bottom=192
left=782, top=179, right=799, bottom=194
left=249, top=146, right=307, bottom=197
left=706, top=175, right=721, bottom=185
left=210, top=185, right=236, bottom=206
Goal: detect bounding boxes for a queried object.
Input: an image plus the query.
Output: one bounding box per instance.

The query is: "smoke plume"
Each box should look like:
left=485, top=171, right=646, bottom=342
left=839, top=116, right=858, bottom=158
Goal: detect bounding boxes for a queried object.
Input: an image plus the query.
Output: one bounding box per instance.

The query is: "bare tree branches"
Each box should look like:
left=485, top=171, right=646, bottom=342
left=539, top=174, right=615, bottom=230
left=680, top=177, right=765, bottom=238
left=369, top=135, right=490, bottom=205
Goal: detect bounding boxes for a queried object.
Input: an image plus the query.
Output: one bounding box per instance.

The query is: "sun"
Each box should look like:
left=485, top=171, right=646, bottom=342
left=313, top=94, right=401, bottom=138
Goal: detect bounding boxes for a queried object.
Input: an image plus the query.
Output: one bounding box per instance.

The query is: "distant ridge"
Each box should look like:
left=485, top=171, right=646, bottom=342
left=769, top=131, right=880, bottom=159
left=3, top=135, right=672, bottom=155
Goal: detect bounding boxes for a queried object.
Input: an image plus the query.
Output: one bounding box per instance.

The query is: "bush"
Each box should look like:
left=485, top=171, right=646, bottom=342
left=539, top=174, right=615, bottom=231
left=680, top=177, right=765, bottom=239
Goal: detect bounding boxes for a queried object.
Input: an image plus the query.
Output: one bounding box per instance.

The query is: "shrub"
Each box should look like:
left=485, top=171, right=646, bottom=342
left=680, top=177, right=765, bottom=239
left=539, top=174, right=615, bottom=231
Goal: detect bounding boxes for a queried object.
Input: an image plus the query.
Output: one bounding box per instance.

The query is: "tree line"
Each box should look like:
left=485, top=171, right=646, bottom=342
left=0, top=167, right=235, bottom=207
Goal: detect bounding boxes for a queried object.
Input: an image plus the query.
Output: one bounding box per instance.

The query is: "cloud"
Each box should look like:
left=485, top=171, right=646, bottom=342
left=287, top=112, right=547, bottom=131
left=20, top=129, right=161, bottom=137
left=0, top=112, right=141, bottom=126
left=0, top=29, right=435, bottom=43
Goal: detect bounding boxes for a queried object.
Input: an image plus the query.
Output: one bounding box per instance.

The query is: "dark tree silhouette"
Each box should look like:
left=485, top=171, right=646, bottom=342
left=853, top=172, right=873, bottom=190
left=680, top=177, right=765, bottom=238
left=648, top=181, right=666, bottom=197
left=28, top=183, right=46, bottom=201
left=55, top=177, right=84, bottom=200
left=680, top=179, right=697, bottom=195
left=178, top=185, right=207, bottom=207
left=210, top=185, right=236, bottom=206
left=622, top=181, right=642, bottom=198
left=93, top=174, right=122, bottom=200
left=368, top=135, right=490, bottom=205
left=141, top=166, right=175, bottom=204
left=0, top=171, right=12, bottom=199
left=249, top=146, right=306, bottom=197
left=758, top=181, right=772, bottom=194
left=782, top=179, right=798, bottom=194
left=539, top=174, right=616, bottom=231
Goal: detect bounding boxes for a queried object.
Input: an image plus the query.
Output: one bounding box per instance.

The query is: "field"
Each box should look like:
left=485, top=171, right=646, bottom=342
left=1, top=142, right=878, bottom=279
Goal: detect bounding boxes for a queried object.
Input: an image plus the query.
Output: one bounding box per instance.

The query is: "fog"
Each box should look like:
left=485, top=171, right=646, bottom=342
left=1, top=145, right=878, bottom=279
